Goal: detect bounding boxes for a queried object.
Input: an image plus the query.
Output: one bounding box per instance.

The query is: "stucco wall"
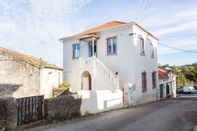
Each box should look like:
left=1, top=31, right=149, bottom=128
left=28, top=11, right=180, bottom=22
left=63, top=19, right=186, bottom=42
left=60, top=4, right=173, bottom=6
left=0, top=50, right=40, bottom=98
left=40, top=68, right=63, bottom=98
left=78, top=89, right=123, bottom=115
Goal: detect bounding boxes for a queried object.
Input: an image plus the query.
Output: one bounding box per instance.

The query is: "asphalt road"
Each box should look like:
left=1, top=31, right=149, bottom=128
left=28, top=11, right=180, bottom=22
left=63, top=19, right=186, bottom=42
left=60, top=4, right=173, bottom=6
left=29, top=97, right=197, bottom=131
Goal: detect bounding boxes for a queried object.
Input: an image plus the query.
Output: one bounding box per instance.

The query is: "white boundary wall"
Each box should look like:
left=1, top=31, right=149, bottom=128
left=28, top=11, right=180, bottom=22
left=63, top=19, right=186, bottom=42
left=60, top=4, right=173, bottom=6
left=78, top=89, right=123, bottom=115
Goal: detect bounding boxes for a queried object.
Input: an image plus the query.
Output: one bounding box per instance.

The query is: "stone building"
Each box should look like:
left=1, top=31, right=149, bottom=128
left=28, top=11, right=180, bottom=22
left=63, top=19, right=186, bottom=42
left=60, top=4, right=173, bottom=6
left=0, top=47, right=63, bottom=98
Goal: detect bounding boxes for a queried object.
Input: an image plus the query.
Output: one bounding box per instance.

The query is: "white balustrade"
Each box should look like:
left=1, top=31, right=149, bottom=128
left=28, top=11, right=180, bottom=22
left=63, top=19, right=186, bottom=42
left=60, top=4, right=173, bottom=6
left=79, top=57, right=93, bottom=66
left=92, top=56, right=119, bottom=89
left=79, top=56, right=119, bottom=89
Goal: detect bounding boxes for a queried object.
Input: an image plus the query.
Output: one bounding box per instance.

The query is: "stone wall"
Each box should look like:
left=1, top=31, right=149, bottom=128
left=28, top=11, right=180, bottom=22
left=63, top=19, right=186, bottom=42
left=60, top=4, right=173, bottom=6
left=0, top=95, right=82, bottom=130
left=52, top=88, right=70, bottom=97
left=0, top=97, right=17, bottom=131
left=44, top=94, right=82, bottom=121
left=0, top=50, right=40, bottom=98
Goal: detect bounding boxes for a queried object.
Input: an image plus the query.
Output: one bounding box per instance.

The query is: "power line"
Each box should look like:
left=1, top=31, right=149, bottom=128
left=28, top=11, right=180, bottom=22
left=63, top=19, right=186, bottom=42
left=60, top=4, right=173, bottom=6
left=150, top=14, right=197, bottom=31
left=138, top=0, right=150, bottom=23
left=140, top=0, right=152, bottom=24
left=135, top=0, right=145, bottom=22
left=158, top=42, right=197, bottom=54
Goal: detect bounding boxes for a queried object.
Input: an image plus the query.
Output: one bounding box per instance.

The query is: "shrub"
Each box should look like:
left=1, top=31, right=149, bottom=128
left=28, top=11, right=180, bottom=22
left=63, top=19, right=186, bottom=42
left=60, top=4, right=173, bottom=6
left=58, top=83, right=71, bottom=88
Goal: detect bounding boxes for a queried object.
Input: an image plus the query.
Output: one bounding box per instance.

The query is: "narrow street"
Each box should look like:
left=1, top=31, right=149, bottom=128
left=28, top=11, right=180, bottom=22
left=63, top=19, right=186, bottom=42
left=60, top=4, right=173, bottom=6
left=29, top=97, right=197, bottom=131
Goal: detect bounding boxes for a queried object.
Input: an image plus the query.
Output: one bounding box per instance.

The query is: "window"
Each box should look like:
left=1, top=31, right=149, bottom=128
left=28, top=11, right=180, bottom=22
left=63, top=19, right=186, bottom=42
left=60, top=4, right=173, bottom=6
left=142, top=71, right=147, bottom=92
left=150, top=43, right=154, bottom=58
left=73, top=44, right=80, bottom=58
left=140, top=38, right=145, bottom=55
left=152, top=71, right=156, bottom=88
left=107, top=37, right=117, bottom=54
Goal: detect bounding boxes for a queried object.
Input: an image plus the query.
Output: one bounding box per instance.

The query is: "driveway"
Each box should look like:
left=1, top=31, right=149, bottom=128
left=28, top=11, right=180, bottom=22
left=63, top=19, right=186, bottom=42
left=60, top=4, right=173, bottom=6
left=28, top=97, right=197, bottom=131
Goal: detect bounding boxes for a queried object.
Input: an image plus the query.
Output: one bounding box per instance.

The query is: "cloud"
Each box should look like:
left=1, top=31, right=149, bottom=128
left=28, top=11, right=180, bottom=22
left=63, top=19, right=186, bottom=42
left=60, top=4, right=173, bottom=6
left=0, top=0, right=91, bottom=67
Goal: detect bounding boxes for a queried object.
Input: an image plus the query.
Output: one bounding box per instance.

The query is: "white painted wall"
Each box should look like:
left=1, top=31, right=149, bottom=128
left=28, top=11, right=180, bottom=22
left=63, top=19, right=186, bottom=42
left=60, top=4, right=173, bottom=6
left=40, top=68, right=63, bottom=98
left=78, top=89, right=123, bottom=115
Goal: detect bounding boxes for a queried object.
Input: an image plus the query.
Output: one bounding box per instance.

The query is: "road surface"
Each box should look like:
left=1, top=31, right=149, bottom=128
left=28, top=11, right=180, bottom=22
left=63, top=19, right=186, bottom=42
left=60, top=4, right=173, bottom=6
left=29, top=97, right=197, bottom=131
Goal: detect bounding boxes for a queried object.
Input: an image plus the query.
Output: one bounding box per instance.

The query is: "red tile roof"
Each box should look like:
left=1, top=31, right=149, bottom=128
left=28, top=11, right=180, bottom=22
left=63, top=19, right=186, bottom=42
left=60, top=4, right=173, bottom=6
left=60, top=20, right=159, bottom=40
left=158, top=68, right=176, bottom=78
left=0, top=47, right=63, bottom=70
left=79, top=21, right=127, bottom=35
left=158, top=69, right=168, bottom=78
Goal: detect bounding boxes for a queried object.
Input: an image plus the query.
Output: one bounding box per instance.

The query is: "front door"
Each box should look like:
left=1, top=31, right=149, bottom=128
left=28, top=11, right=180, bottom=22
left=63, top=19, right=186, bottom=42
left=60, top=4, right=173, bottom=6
left=89, top=42, right=97, bottom=57
left=166, top=85, right=170, bottom=95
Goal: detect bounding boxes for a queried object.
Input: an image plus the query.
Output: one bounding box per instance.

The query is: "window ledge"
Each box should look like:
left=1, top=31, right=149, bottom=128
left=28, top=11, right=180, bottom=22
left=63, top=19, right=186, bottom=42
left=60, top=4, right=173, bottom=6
left=142, top=88, right=147, bottom=92
left=72, top=57, right=79, bottom=60
left=141, top=53, right=145, bottom=56
left=106, top=53, right=118, bottom=56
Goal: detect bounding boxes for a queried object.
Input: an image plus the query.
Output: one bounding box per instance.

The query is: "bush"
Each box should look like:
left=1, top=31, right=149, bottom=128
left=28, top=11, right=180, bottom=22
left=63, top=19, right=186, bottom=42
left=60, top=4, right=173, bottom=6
left=58, top=83, right=71, bottom=88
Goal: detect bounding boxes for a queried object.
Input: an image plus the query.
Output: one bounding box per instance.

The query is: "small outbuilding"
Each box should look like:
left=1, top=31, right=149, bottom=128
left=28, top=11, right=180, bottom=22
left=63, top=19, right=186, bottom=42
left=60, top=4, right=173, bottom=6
left=0, top=47, right=63, bottom=98
left=158, top=68, right=176, bottom=99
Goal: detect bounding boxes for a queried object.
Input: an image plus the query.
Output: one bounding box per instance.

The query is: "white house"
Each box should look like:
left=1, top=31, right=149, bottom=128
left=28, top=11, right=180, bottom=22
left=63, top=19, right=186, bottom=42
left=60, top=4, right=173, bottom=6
left=60, top=21, right=159, bottom=108
left=158, top=68, right=176, bottom=99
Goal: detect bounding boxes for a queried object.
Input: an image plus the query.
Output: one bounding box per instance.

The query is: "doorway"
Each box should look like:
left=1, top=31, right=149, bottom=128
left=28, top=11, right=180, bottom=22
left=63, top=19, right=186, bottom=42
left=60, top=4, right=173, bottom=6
left=81, top=71, right=92, bottom=90
left=160, top=84, right=163, bottom=99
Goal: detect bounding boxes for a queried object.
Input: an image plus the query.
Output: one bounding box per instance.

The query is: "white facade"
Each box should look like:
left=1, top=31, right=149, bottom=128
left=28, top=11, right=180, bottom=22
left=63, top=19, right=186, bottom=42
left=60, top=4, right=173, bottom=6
left=61, top=21, right=159, bottom=106
left=40, top=68, right=63, bottom=98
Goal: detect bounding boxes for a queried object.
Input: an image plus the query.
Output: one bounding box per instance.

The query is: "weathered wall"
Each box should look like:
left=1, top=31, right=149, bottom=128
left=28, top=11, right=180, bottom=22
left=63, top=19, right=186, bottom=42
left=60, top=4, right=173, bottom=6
left=0, top=97, right=17, bottom=131
left=44, top=94, right=82, bottom=121
left=0, top=50, right=40, bottom=98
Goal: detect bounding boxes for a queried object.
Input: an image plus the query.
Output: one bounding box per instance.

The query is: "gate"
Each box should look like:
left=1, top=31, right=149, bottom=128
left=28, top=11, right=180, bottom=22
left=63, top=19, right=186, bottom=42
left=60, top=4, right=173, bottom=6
left=16, top=95, right=44, bottom=126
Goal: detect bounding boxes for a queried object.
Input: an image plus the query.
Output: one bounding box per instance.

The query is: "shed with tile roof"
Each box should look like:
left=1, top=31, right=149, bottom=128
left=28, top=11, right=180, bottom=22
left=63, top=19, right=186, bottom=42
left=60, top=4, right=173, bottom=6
left=0, top=47, right=63, bottom=98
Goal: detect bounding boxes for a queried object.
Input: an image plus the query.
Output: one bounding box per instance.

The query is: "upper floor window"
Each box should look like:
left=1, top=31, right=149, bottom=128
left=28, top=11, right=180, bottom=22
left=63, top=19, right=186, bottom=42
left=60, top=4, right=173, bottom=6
left=73, top=44, right=80, bottom=58
left=107, top=37, right=117, bottom=54
left=152, top=71, right=156, bottom=88
left=142, top=71, right=147, bottom=92
left=140, top=38, right=145, bottom=55
left=150, top=43, right=154, bottom=58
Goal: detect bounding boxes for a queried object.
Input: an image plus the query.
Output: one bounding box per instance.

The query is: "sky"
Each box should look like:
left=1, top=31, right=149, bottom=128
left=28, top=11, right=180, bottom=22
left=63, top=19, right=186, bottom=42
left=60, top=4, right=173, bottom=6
left=0, top=0, right=197, bottom=67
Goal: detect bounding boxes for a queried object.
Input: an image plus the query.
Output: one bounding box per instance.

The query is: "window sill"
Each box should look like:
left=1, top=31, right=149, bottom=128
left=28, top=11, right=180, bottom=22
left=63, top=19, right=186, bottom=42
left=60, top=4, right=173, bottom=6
left=140, top=53, right=145, bottom=56
left=142, top=88, right=147, bottom=92
left=72, top=57, right=79, bottom=60
left=106, top=53, right=118, bottom=56
left=151, top=56, right=155, bottom=59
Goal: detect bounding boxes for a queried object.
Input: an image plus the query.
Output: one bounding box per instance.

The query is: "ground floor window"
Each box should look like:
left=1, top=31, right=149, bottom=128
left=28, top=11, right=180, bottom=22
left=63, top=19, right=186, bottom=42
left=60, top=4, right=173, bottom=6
left=142, top=71, right=147, bottom=92
left=152, top=71, right=156, bottom=88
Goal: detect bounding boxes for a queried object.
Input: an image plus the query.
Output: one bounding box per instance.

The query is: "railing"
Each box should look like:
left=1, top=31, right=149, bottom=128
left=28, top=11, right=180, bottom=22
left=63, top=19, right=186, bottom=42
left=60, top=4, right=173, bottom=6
left=79, top=57, right=93, bottom=66
left=93, top=56, right=119, bottom=89
left=79, top=56, right=119, bottom=89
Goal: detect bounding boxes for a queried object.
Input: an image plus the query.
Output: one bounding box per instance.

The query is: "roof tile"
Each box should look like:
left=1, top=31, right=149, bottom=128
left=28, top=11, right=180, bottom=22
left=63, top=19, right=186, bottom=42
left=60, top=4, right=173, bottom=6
left=0, top=47, right=63, bottom=70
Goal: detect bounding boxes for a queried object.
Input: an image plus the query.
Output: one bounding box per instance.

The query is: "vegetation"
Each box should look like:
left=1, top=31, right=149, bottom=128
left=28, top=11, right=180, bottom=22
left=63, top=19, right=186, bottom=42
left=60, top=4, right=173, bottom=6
left=159, top=62, right=197, bottom=89
left=58, top=83, right=71, bottom=88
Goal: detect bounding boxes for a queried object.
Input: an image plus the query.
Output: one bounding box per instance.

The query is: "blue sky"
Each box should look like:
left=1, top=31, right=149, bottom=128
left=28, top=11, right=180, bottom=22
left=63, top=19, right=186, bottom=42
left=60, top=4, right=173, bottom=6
left=0, top=0, right=197, bottom=67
